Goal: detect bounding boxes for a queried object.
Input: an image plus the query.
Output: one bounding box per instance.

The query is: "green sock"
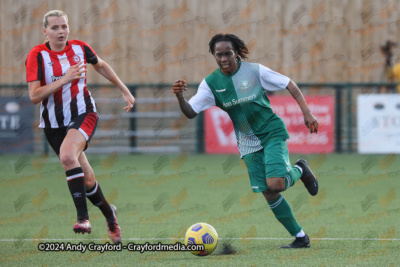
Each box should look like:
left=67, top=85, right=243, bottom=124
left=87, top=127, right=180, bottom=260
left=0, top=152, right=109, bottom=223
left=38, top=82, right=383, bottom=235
left=268, top=194, right=302, bottom=236
left=284, top=166, right=302, bottom=190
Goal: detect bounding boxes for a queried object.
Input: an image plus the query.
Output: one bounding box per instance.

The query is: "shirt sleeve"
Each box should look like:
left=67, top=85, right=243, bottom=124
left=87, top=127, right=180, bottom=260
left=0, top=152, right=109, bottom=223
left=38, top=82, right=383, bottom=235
left=82, top=43, right=98, bottom=64
left=25, top=49, right=43, bottom=82
left=188, top=79, right=216, bottom=113
left=259, top=64, right=290, bottom=91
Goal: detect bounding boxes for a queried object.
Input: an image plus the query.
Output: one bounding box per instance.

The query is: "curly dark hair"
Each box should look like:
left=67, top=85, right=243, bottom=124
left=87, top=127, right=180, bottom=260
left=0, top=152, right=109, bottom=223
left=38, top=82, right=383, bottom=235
left=209, top=34, right=249, bottom=61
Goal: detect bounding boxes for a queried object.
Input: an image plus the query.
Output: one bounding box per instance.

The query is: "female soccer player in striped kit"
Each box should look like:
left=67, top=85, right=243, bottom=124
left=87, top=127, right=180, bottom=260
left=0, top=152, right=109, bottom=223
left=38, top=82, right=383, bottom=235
left=26, top=10, right=135, bottom=243
left=172, top=34, right=319, bottom=248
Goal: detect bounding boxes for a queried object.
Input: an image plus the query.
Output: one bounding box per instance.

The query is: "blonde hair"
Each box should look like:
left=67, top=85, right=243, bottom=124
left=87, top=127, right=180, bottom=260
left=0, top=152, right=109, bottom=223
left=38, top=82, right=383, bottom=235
left=42, top=10, right=68, bottom=28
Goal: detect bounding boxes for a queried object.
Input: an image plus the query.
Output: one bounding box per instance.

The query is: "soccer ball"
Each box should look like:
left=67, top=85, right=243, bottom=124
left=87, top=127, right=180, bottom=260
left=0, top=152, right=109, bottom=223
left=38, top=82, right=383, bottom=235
left=184, top=222, right=218, bottom=256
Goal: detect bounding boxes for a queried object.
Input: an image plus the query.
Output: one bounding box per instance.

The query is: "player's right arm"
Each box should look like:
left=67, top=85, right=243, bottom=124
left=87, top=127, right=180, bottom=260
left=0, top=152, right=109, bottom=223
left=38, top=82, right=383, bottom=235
left=172, top=79, right=216, bottom=119
left=26, top=47, right=86, bottom=105
left=172, top=79, right=198, bottom=119
left=28, top=64, right=86, bottom=104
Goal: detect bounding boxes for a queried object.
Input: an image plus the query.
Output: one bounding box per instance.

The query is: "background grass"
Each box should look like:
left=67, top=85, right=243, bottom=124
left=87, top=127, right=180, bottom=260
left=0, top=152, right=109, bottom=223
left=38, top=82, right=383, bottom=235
left=0, top=153, right=399, bottom=266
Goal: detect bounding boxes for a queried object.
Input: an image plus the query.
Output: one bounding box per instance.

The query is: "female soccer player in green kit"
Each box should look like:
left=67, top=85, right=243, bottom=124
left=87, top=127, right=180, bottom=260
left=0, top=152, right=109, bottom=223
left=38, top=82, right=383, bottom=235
left=172, top=34, right=319, bottom=248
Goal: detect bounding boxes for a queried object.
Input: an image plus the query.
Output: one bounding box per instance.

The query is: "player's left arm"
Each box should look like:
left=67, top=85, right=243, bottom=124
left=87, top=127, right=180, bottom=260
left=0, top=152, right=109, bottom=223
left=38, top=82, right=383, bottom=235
left=92, top=57, right=135, bottom=112
left=286, top=80, right=318, bottom=134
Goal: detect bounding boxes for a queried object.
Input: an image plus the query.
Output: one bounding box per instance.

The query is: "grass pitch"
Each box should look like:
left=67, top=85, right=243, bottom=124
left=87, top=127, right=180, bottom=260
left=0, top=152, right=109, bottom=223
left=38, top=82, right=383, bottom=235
left=0, top=153, right=399, bottom=266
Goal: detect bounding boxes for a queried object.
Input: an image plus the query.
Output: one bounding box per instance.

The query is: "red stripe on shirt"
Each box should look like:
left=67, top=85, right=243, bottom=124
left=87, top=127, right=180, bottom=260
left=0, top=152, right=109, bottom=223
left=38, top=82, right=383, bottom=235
left=26, top=46, right=44, bottom=82
left=80, top=112, right=98, bottom=137
left=66, top=48, right=81, bottom=118
left=51, top=54, right=65, bottom=126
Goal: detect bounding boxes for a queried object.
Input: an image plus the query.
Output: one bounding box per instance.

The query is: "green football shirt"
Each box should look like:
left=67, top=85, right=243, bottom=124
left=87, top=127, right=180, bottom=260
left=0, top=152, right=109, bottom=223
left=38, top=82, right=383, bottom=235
left=189, top=61, right=290, bottom=157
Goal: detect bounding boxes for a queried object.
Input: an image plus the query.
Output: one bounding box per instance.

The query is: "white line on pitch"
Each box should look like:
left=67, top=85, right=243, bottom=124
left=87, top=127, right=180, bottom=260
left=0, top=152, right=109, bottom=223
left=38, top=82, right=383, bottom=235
left=1, top=237, right=400, bottom=242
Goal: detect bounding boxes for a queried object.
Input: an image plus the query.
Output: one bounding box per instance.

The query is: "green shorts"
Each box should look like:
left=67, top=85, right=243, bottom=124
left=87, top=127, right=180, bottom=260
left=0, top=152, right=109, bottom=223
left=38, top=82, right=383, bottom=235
left=242, top=139, right=291, bottom=193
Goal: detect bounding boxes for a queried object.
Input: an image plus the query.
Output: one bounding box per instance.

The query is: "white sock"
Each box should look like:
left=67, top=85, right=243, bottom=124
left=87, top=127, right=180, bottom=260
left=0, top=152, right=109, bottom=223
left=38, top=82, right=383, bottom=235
left=294, top=165, right=303, bottom=174
left=296, top=229, right=306, bottom=238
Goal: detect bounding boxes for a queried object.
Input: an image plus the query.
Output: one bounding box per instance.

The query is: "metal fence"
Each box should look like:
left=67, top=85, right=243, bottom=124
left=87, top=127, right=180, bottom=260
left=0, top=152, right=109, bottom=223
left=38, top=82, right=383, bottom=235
left=0, top=82, right=398, bottom=155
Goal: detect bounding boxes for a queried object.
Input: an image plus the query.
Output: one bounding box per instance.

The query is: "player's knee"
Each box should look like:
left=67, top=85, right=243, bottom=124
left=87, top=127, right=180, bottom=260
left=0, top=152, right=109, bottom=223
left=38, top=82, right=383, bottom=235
left=266, top=178, right=285, bottom=193
left=59, top=152, right=78, bottom=169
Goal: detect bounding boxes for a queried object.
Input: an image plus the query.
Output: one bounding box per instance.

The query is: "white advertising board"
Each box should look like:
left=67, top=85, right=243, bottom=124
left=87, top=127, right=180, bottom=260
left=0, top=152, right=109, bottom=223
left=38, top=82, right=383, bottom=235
left=358, top=94, right=400, bottom=154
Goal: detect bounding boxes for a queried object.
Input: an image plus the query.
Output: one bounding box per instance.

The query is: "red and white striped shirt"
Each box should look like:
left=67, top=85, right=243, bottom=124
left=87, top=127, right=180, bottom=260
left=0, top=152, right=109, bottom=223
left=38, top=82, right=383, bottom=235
left=26, top=40, right=98, bottom=128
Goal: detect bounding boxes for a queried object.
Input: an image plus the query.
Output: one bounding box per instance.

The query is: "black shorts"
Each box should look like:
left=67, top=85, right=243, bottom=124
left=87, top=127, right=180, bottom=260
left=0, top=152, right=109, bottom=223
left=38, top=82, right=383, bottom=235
left=44, top=112, right=99, bottom=155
